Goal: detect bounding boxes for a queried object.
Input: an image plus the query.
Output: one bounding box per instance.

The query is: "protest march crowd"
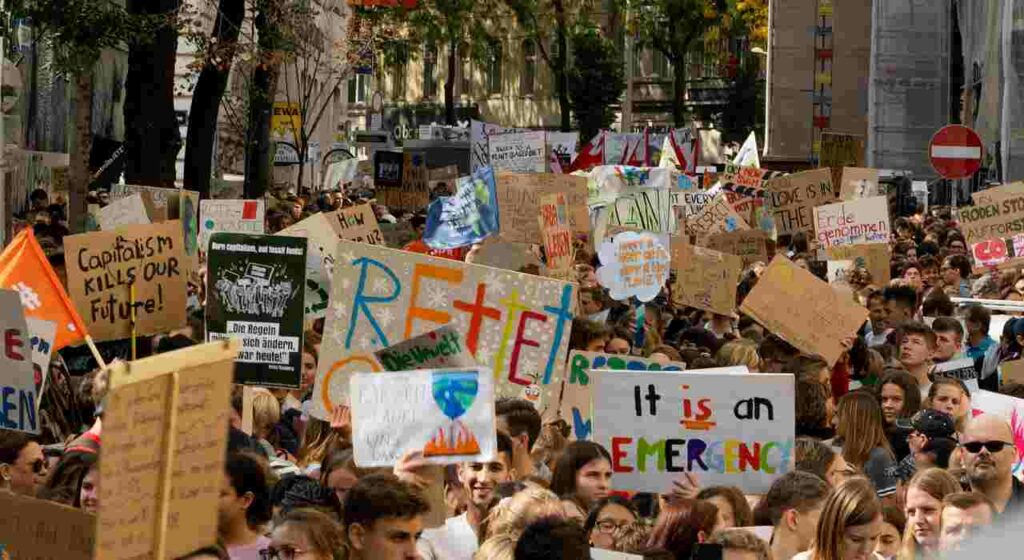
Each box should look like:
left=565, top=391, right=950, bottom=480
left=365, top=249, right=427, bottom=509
left=3, top=129, right=1024, bottom=560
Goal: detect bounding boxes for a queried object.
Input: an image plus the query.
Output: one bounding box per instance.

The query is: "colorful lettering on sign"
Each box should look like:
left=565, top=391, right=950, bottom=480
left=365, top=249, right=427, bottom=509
left=609, top=436, right=791, bottom=475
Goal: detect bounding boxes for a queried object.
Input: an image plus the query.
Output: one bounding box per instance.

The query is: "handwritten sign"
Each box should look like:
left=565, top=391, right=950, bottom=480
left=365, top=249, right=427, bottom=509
left=313, top=241, right=575, bottom=419
left=97, top=193, right=151, bottom=231
left=0, top=492, right=94, bottom=560
left=384, top=151, right=430, bottom=211
left=424, top=166, right=500, bottom=249
left=26, top=318, right=56, bottom=383
left=593, top=370, right=794, bottom=493
left=64, top=221, right=188, bottom=342
left=374, top=324, right=476, bottom=371
left=686, top=193, right=751, bottom=238
left=488, top=130, right=547, bottom=173
left=823, top=243, right=892, bottom=286
left=671, top=240, right=743, bottom=317
left=838, top=167, right=881, bottom=200
left=820, top=132, right=865, bottom=168
left=590, top=166, right=675, bottom=235
left=351, top=367, right=497, bottom=467
left=539, top=192, right=574, bottom=279
left=765, top=168, right=837, bottom=236
left=280, top=213, right=342, bottom=319
left=471, top=119, right=521, bottom=172
left=932, top=358, right=980, bottom=393
left=0, top=290, right=40, bottom=433
left=99, top=340, right=238, bottom=560
left=110, top=184, right=177, bottom=221
left=813, top=196, right=890, bottom=249
left=705, top=230, right=773, bottom=267
left=958, top=183, right=1024, bottom=269
left=596, top=231, right=671, bottom=302
left=740, top=256, right=868, bottom=366
left=327, top=204, right=384, bottom=245
left=198, top=199, right=265, bottom=250
left=495, top=172, right=589, bottom=243
left=206, top=234, right=307, bottom=388
left=559, top=351, right=688, bottom=441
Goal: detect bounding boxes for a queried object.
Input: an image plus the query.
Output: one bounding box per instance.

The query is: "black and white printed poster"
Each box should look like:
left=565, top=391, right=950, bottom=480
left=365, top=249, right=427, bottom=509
left=206, top=233, right=307, bottom=388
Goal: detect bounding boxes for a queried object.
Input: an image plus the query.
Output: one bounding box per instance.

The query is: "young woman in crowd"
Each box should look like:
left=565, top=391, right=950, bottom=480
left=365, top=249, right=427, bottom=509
left=550, top=441, right=613, bottom=517
left=218, top=453, right=273, bottom=560
left=875, top=506, right=905, bottom=560
left=265, top=509, right=344, bottom=560
left=716, top=339, right=761, bottom=371
left=38, top=448, right=98, bottom=513
left=832, top=391, right=897, bottom=495
left=581, top=496, right=639, bottom=550
left=797, top=379, right=836, bottom=439
left=645, top=497, right=718, bottom=560
left=876, top=371, right=922, bottom=461
left=923, top=378, right=970, bottom=432
left=793, top=477, right=885, bottom=560
left=899, top=468, right=961, bottom=560
left=697, top=485, right=754, bottom=530
left=319, top=445, right=367, bottom=506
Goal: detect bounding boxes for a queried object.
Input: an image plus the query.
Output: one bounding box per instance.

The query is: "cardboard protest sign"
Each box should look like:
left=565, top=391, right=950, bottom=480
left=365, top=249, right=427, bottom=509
left=740, top=256, right=869, bottom=366
left=381, top=151, right=429, bottom=211
left=0, top=492, right=94, bottom=560
left=350, top=367, right=497, bottom=467
left=813, top=196, right=890, bottom=249
left=326, top=204, right=384, bottom=245
left=99, top=340, right=238, bottom=560
left=596, top=231, right=671, bottom=303
left=838, top=167, right=881, bottom=200
left=970, top=390, right=1024, bottom=477
left=313, top=241, right=576, bottom=420
left=958, top=183, right=1024, bottom=269
left=206, top=234, right=307, bottom=388
left=824, top=243, right=892, bottom=286
left=686, top=193, right=751, bottom=238
left=590, top=166, right=675, bottom=235
left=670, top=174, right=713, bottom=221
left=198, top=199, right=265, bottom=250
left=0, top=290, right=40, bottom=433
left=279, top=213, right=341, bottom=319
left=97, top=193, right=151, bottom=231
left=593, top=370, right=795, bottom=493
left=425, top=166, right=500, bottom=249
left=488, top=130, right=547, bottom=173
left=765, top=168, right=837, bottom=236
left=1002, top=359, right=1024, bottom=385
left=374, top=150, right=404, bottom=187
left=374, top=324, right=476, bottom=371
left=671, top=240, right=743, bottom=317
left=26, top=317, right=56, bottom=384
left=932, top=358, right=980, bottom=393
left=820, top=132, right=865, bottom=168
left=705, top=230, right=773, bottom=267
left=560, top=350, right=688, bottom=440
left=110, top=184, right=178, bottom=221
left=64, top=221, right=188, bottom=342
left=548, top=131, right=579, bottom=171
left=472, top=239, right=543, bottom=272
left=495, top=172, right=589, bottom=243
left=539, top=192, right=574, bottom=279
left=471, top=119, right=521, bottom=172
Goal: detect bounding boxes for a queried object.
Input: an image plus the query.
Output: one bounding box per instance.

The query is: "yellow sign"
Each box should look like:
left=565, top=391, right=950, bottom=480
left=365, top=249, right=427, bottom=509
left=272, top=102, right=301, bottom=136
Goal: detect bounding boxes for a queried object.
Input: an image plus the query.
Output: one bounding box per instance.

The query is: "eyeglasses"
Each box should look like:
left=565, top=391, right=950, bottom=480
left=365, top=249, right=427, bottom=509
left=25, top=459, right=46, bottom=475
left=595, top=519, right=630, bottom=534
left=260, top=546, right=306, bottom=560
left=961, top=441, right=1016, bottom=454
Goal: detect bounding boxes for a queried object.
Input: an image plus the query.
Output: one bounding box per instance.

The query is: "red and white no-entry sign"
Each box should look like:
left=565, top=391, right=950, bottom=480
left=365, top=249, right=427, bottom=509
left=929, top=125, right=983, bottom=180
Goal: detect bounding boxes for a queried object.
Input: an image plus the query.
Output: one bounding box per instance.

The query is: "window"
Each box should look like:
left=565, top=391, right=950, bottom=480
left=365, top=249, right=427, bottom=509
left=423, top=43, right=438, bottom=99
left=486, top=41, right=502, bottom=95
left=521, top=39, right=536, bottom=95
left=347, top=73, right=370, bottom=104
left=392, top=44, right=408, bottom=101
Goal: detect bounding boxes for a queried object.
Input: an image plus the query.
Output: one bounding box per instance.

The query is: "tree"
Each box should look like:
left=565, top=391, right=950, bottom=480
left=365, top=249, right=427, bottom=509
left=567, top=25, right=624, bottom=141
left=181, top=0, right=245, bottom=199
left=2, top=0, right=155, bottom=231
left=242, top=0, right=287, bottom=199
left=504, top=0, right=593, bottom=131
left=123, top=0, right=180, bottom=188
left=630, top=0, right=726, bottom=127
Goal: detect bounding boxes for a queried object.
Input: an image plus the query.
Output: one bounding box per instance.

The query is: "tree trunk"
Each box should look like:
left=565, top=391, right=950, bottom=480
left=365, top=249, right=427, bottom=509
left=445, top=39, right=457, bottom=125
left=244, top=0, right=282, bottom=199
left=672, top=53, right=686, bottom=127
left=553, top=0, right=571, bottom=131
left=183, top=0, right=245, bottom=199
left=123, top=0, right=180, bottom=187
left=68, top=73, right=94, bottom=233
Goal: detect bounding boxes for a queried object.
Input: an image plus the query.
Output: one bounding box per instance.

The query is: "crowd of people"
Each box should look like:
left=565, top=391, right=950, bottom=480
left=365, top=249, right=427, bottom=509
left=6, top=183, right=1024, bottom=560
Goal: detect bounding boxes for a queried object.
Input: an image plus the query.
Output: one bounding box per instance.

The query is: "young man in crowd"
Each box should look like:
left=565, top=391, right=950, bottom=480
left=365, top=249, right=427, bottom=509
left=931, top=317, right=964, bottom=363
left=758, top=471, right=831, bottom=560
left=884, top=285, right=919, bottom=345
left=938, top=492, right=997, bottom=552
left=864, top=291, right=891, bottom=348
left=495, top=398, right=547, bottom=480
left=418, top=433, right=516, bottom=559
left=960, top=414, right=1024, bottom=514
left=345, top=473, right=429, bottom=560
left=898, top=322, right=936, bottom=394
left=964, top=305, right=996, bottom=361
left=941, top=255, right=973, bottom=298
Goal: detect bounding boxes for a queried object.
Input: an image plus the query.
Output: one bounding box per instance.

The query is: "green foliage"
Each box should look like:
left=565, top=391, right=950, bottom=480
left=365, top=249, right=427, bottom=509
left=567, top=25, right=624, bottom=140
left=354, top=1, right=495, bottom=69
left=628, top=0, right=726, bottom=64
left=2, top=0, right=167, bottom=76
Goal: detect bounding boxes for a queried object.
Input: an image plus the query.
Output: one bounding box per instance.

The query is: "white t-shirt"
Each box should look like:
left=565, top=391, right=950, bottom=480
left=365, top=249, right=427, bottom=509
left=417, top=512, right=478, bottom=560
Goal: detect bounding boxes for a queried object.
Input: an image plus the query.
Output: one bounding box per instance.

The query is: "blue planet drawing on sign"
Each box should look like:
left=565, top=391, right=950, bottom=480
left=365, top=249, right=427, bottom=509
left=425, top=371, right=481, bottom=457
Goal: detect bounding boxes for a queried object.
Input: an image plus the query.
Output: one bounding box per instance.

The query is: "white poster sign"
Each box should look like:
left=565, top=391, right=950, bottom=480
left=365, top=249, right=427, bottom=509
left=199, top=199, right=266, bottom=250
left=0, top=290, right=40, bottom=433
left=812, top=196, right=890, bottom=249
left=96, top=193, right=152, bottom=231
left=487, top=130, right=547, bottom=173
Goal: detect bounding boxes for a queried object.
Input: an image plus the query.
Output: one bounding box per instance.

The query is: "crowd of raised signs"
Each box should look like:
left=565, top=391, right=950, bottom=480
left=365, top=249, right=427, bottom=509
left=4, top=149, right=1024, bottom=560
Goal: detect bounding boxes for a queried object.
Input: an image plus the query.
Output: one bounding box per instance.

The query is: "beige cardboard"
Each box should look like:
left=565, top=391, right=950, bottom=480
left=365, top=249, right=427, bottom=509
left=960, top=183, right=1024, bottom=269
left=495, top=172, right=590, bottom=243
left=671, top=239, right=743, bottom=317
left=687, top=193, right=751, bottom=238
left=539, top=192, right=574, bottom=280
left=838, top=167, right=881, bottom=200
left=765, top=168, right=837, bottom=237
left=64, top=221, right=188, bottom=342
left=704, top=230, right=775, bottom=267
left=824, top=243, right=892, bottom=287
left=326, top=203, right=384, bottom=245
left=0, top=492, right=94, bottom=560
left=740, top=255, right=868, bottom=366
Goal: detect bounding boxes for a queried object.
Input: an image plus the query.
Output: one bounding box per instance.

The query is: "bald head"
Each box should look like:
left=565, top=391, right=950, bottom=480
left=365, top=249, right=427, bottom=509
left=961, top=414, right=1017, bottom=499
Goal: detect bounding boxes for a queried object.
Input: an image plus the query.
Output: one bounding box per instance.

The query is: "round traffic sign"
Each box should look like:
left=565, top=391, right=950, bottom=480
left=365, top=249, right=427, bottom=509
left=929, top=125, right=983, bottom=180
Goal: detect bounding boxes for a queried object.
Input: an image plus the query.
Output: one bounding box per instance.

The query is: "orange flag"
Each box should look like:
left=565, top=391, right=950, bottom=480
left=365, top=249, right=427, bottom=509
left=0, top=229, right=89, bottom=350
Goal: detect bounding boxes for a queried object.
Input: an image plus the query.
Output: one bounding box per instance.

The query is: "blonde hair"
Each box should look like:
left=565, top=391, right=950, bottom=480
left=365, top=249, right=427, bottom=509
left=709, top=528, right=771, bottom=560
left=716, top=339, right=760, bottom=371
left=809, top=478, right=882, bottom=560
left=474, top=533, right=516, bottom=560
left=481, top=483, right=566, bottom=542
left=898, top=468, right=961, bottom=560
left=836, top=391, right=892, bottom=467
left=251, top=388, right=281, bottom=440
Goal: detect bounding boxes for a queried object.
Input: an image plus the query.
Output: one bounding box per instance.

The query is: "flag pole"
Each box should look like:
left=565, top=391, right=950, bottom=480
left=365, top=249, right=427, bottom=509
left=84, top=336, right=107, bottom=370
left=130, top=281, right=137, bottom=361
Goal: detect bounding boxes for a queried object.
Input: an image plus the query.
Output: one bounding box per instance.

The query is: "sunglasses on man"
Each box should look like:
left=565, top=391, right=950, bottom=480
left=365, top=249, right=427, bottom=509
left=961, top=440, right=1015, bottom=454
